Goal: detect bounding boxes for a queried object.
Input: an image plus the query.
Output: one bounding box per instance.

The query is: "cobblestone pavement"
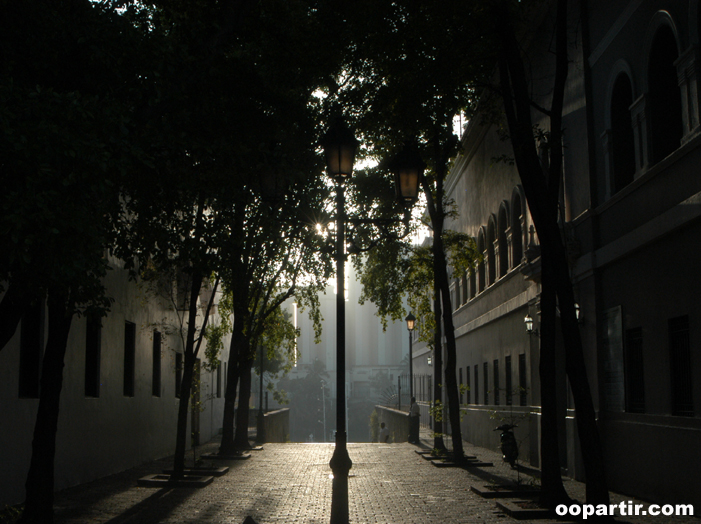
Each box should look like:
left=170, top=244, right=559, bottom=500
left=48, top=431, right=697, bottom=524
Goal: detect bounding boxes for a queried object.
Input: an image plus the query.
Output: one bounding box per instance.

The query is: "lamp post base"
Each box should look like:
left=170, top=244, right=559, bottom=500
left=329, top=431, right=352, bottom=524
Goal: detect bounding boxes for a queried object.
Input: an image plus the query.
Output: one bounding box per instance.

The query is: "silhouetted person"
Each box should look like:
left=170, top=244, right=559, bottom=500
left=409, top=397, right=420, bottom=443
left=379, top=422, right=389, bottom=443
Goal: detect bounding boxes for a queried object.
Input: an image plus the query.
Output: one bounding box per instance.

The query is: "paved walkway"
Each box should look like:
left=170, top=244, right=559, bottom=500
left=46, top=430, right=696, bottom=524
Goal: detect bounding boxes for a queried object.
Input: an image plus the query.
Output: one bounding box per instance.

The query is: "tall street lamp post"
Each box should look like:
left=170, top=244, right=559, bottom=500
left=405, top=313, right=416, bottom=400
left=321, top=120, right=422, bottom=524
left=321, top=117, right=357, bottom=524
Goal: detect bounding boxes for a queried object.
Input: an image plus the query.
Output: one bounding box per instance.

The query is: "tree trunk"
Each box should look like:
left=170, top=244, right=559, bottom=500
left=20, top=291, right=73, bottom=524
left=233, top=358, right=253, bottom=449
left=219, top=326, right=242, bottom=455
left=434, top=231, right=465, bottom=461
left=538, top=252, right=570, bottom=506
left=431, top=280, right=446, bottom=451
left=0, top=282, right=28, bottom=352
left=172, top=269, right=203, bottom=477
left=551, top=226, right=609, bottom=505
left=492, top=0, right=602, bottom=505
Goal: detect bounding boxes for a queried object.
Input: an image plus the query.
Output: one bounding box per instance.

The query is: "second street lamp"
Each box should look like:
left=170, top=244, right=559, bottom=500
left=405, top=313, right=416, bottom=400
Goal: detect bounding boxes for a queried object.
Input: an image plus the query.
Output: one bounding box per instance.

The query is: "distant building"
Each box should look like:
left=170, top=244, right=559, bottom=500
left=279, top=263, right=410, bottom=442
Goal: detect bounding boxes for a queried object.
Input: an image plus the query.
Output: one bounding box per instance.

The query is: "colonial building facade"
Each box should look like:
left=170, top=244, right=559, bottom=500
left=411, top=0, right=701, bottom=508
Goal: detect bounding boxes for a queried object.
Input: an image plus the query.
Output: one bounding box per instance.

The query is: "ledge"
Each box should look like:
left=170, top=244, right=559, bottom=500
left=495, top=499, right=553, bottom=520
left=163, top=466, right=229, bottom=477
left=471, top=482, right=540, bottom=499
left=200, top=452, right=251, bottom=460
left=137, top=473, right=214, bottom=488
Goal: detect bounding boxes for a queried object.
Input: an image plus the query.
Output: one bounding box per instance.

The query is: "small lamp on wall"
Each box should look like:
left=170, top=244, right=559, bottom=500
left=524, top=314, right=539, bottom=337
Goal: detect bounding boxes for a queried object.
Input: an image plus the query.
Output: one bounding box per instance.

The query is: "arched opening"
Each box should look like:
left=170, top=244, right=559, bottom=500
left=511, top=194, right=523, bottom=267
left=648, top=25, right=683, bottom=164
left=611, top=73, right=636, bottom=192
left=498, top=204, right=509, bottom=278
left=487, top=218, right=496, bottom=286
left=477, top=230, right=486, bottom=293
left=469, top=265, right=476, bottom=300
left=461, top=272, right=468, bottom=304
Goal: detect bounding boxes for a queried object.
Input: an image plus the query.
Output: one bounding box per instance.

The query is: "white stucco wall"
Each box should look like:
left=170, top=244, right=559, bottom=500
left=0, top=265, right=229, bottom=505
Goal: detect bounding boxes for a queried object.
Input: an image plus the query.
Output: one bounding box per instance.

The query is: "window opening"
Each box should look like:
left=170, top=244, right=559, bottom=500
left=511, top=196, right=523, bottom=267
left=648, top=25, right=683, bottom=164
left=123, top=321, right=136, bottom=397
left=152, top=330, right=162, bottom=397
left=19, top=299, right=45, bottom=398
left=487, top=221, right=496, bottom=285
left=505, top=355, right=512, bottom=406
left=466, top=367, right=471, bottom=404
left=498, top=206, right=509, bottom=277
left=85, top=316, right=101, bottom=398
left=519, top=354, right=527, bottom=406
left=669, top=316, right=693, bottom=416
left=624, top=327, right=644, bottom=413
left=611, top=74, right=635, bottom=192
left=493, top=359, right=500, bottom=405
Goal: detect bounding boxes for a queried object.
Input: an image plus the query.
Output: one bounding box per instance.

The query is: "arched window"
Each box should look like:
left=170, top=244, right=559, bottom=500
left=611, top=73, right=636, bottom=192
left=469, top=266, right=476, bottom=299
left=477, top=229, right=486, bottom=293
left=461, top=272, right=468, bottom=304
left=498, top=203, right=509, bottom=278
left=511, top=191, right=524, bottom=267
left=487, top=217, right=497, bottom=285
left=648, top=25, right=683, bottom=164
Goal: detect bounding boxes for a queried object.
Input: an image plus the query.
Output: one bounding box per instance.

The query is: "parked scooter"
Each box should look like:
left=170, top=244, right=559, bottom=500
left=494, top=423, right=518, bottom=467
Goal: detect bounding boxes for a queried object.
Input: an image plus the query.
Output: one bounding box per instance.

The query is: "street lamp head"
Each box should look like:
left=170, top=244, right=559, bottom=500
left=405, top=313, right=416, bottom=332
left=321, top=117, right=358, bottom=182
left=524, top=314, right=534, bottom=334
left=390, top=141, right=424, bottom=207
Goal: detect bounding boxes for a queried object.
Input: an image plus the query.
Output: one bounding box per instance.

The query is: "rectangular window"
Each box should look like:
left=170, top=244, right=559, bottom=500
left=669, top=316, right=693, bottom=416
left=85, top=316, right=101, bottom=398
left=624, top=327, right=645, bottom=413
left=175, top=352, right=183, bottom=398
left=123, top=321, right=136, bottom=397
left=493, top=359, right=500, bottom=405
left=152, top=330, right=161, bottom=397
left=505, top=355, right=512, bottom=406
left=519, top=354, right=527, bottom=406
left=483, top=362, right=489, bottom=405
left=216, top=365, right=222, bottom=398
left=474, top=364, right=479, bottom=404
left=459, top=367, right=464, bottom=404
left=19, top=299, right=45, bottom=398
left=466, top=367, right=471, bottom=404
